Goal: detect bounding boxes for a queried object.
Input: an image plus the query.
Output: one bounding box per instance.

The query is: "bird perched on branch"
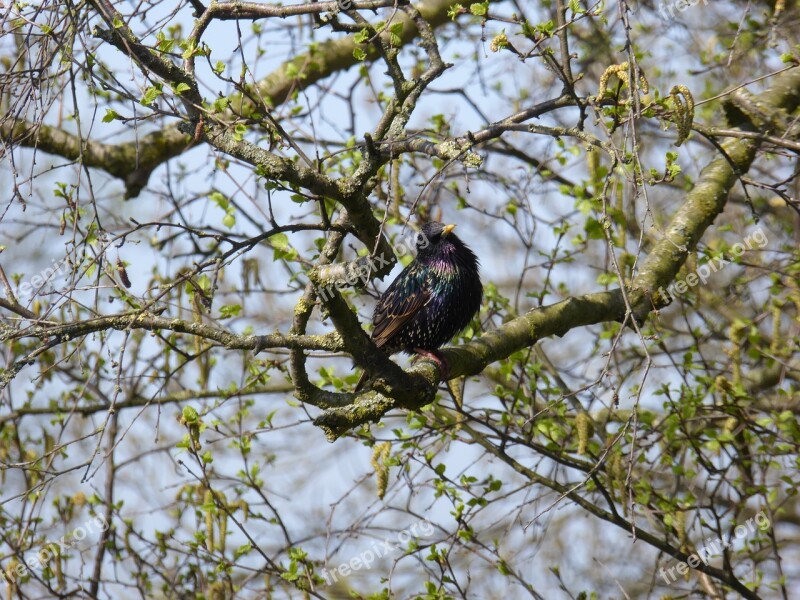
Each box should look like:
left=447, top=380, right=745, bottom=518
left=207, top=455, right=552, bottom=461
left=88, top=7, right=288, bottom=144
left=355, top=222, right=482, bottom=392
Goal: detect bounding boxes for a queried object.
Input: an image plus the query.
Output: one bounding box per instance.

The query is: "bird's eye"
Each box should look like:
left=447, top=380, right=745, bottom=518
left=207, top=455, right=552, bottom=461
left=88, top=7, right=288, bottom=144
left=416, top=233, right=430, bottom=249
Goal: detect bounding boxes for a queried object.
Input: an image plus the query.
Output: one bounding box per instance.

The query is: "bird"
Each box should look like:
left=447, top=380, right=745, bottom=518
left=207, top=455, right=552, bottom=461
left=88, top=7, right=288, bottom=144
left=354, top=221, right=482, bottom=392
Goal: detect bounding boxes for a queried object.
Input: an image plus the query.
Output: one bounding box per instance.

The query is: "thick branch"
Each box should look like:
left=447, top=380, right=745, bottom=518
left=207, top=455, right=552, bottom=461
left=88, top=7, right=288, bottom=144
left=0, top=120, right=189, bottom=198
left=4, top=311, right=343, bottom=353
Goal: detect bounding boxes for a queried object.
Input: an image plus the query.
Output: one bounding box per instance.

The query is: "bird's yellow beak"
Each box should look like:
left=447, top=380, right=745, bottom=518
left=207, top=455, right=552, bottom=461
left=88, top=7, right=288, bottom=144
left=442, top=224, right=456, bottom=236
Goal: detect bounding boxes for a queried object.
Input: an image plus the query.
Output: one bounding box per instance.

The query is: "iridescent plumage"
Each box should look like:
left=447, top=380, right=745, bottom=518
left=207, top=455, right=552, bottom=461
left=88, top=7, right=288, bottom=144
left=355, top=222, right=482, bottom=391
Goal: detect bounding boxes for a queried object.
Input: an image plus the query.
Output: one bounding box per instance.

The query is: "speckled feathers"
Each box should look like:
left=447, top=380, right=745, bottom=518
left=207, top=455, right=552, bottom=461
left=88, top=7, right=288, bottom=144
left=356, top=222, right=482, bottom=390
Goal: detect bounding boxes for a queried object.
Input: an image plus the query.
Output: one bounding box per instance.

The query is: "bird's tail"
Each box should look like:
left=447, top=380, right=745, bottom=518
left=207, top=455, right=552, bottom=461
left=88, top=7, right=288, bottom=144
left=353, top=369, right=369, bottom=393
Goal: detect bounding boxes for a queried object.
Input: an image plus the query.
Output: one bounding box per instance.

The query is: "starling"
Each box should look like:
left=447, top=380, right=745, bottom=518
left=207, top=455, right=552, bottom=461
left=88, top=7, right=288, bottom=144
left=355, top=222, right=482, bottom=391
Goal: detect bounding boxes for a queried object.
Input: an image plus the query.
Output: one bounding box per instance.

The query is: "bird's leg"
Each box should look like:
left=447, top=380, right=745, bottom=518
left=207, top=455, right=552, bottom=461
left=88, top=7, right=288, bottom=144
left=412, top=348, right=450, bottom=380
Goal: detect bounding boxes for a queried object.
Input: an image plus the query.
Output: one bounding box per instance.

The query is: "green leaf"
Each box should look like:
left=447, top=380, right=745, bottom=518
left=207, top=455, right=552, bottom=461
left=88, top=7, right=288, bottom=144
left=354, top=28, right=371, bottom=44
left=212, top=96, right=229, bottom=112
left=102, top=109, right=119, bottom=123
left=141, top=85, right=162, bottom=107
left=584, top=217, right=605, bottom=240
left=234, top=543, right=252, bottom=560
left=568, top=0, right=584, bottom=15
left=448, top=4, right=464, bottom=19
left=180, top=40, right=202, bottom=60
left=219, top=304, right=242, bottom=319
left=156, top=30, right=174, bottom=52
left=389, top=23, right=403, bottom=46
left=209, top=191, right=228, bottom=209
left=182, top=406, right=199, bottom=423
left=469, top=2, right=488, bottom=16
left=271, top=232, right=289, bottom=251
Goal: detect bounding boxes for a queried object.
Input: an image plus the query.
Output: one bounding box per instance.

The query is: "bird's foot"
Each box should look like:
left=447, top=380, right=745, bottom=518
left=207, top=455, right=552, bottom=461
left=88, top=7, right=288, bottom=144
left=412, top=348, right=450, bottom=380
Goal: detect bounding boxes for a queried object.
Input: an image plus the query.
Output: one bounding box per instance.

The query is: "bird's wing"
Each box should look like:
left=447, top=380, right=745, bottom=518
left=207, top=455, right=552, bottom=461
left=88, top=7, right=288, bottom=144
left=371, top=274, right=431, bottom=349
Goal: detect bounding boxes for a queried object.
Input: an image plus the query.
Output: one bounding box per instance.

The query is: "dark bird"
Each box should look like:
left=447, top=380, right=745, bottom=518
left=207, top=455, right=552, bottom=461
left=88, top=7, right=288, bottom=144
left=355, top=222, right=482, bottom=391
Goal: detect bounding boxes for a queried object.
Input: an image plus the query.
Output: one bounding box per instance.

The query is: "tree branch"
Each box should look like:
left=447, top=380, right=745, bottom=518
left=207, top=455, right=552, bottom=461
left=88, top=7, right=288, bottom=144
left=314, top=65, right=800, bottom=439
